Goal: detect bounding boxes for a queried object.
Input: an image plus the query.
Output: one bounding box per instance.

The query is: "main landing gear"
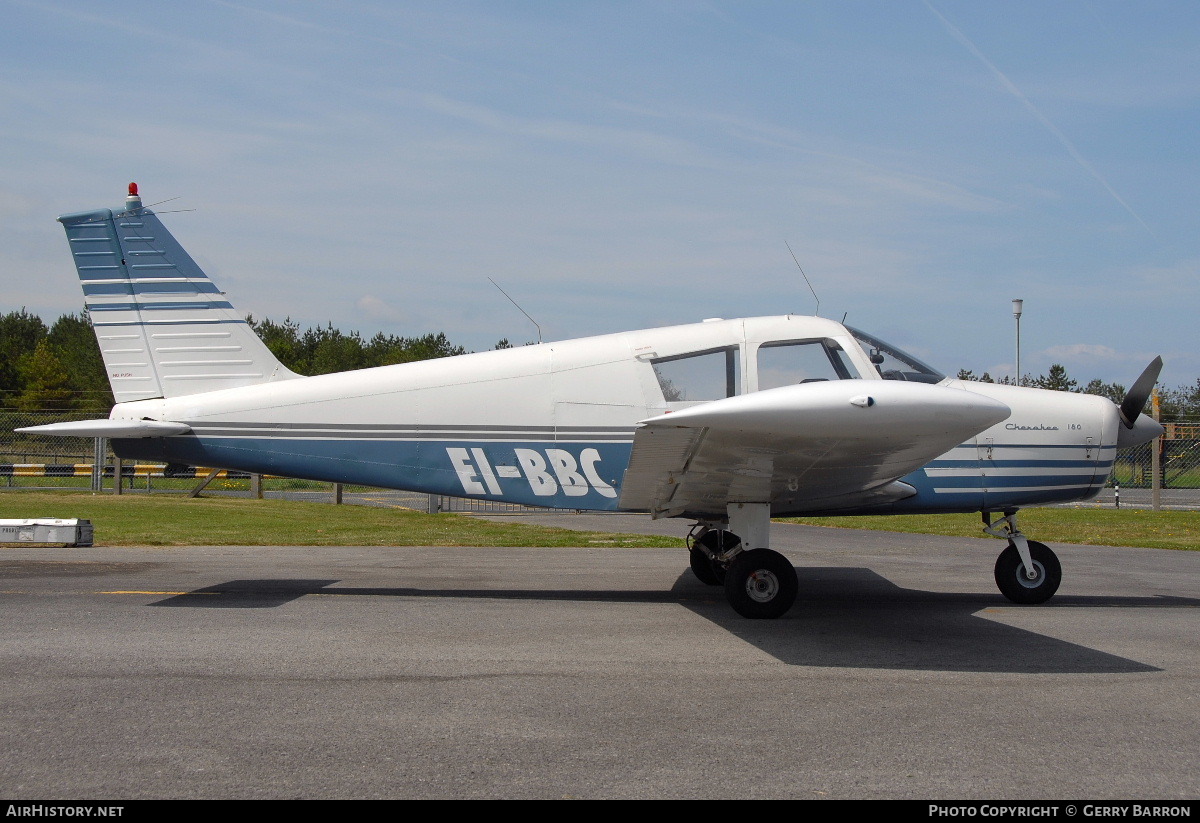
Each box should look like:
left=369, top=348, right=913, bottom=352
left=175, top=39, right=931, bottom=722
left=983, top=511, right=1062, bottom=604
left=688, top=503, right=797, bottom=619
left=685, top=506, right=1060, bottom=617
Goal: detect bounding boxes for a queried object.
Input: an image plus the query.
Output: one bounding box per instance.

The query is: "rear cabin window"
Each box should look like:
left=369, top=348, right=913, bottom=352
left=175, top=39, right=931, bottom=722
left=756, top=339, right=854, bottom=390
left=652, top=347, right=739, bottom=402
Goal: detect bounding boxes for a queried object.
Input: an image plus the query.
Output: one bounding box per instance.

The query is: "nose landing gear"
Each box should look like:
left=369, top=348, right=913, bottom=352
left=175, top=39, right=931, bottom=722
left=984, top=511, right=1062, bottom=604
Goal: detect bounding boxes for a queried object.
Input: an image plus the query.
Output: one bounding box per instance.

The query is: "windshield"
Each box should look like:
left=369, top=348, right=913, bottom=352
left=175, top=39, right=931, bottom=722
left=848, top=327, right=945, bottom=384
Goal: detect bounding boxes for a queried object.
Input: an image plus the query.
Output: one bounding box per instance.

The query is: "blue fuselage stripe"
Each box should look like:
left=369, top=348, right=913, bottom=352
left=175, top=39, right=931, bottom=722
left=109, top=434, right=1113, bottom=514
left=112, top=435, right=635, bottom=511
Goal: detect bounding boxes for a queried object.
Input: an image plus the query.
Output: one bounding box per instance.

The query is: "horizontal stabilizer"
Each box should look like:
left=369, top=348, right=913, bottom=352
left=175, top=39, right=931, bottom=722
left=16, top=419, right=191, bottom=438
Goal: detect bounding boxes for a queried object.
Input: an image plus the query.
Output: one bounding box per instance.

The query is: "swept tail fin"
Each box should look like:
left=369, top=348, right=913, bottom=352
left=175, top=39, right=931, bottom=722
left=58, top=184, right=297, bottom=401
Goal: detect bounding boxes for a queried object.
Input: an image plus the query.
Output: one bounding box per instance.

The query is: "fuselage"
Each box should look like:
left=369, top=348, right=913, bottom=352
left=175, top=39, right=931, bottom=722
left=107, top=314, right=1124, bottom=515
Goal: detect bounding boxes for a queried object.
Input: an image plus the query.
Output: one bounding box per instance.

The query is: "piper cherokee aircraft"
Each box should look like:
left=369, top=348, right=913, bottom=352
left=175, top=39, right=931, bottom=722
left=20, top=184, right=1166, bottom=618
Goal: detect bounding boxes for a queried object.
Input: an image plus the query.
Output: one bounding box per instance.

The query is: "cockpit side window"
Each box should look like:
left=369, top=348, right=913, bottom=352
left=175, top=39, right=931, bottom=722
left=756, top=339, right=854, bottom=391
left=651, top=347, right=739, bottom=402
left=848, top=327, right=945, bottom=384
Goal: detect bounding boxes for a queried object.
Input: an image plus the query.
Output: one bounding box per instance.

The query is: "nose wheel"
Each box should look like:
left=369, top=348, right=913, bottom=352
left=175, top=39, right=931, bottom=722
left=994, top=540, right=1061, bottom=604
left=985, top=512, right=1062, bottom=604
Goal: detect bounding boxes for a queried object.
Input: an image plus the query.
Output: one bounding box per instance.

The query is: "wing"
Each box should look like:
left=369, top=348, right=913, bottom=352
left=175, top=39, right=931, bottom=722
left=618, top=380, right=1009, bottom=517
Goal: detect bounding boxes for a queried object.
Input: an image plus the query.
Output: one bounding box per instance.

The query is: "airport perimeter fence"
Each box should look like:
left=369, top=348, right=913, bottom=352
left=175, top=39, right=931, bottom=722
left=0, top=409, right=551, bottom=514
left=3, top=409, right=1199, bottom=503
left=1110, top=422, right=1200, bottom=491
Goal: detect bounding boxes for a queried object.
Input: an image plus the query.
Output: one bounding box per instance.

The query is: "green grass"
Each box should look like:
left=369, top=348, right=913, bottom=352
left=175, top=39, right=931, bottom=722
left=0, top=490, right=1195, bottom=551
left=778, top=508, right=1200, bottom=551
left=0, top=491, right=683, bottom=548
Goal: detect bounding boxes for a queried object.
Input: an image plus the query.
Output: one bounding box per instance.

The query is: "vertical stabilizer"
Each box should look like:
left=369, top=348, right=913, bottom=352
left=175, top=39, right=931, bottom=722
left=58, top=184, right=297, bottom=401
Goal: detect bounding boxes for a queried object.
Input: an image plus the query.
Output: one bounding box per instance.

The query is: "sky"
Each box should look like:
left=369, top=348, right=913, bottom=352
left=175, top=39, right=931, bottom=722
left=1, top=1, right=1197, bottom=390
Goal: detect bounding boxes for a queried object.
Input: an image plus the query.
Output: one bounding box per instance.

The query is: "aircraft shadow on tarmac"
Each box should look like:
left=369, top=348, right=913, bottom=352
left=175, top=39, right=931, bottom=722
left=148, top=566, right=1194, bottom=674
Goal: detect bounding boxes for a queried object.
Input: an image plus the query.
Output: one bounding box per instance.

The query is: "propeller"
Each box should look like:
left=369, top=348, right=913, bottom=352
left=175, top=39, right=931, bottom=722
left=1118, top=356, right=1163, bottom=428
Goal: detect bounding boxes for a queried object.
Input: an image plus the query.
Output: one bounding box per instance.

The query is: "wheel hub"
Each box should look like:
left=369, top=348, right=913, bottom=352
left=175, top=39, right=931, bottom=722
left=744, top=569, right=780, bottom=603
left=1016, top=560, right=1045, bottom=588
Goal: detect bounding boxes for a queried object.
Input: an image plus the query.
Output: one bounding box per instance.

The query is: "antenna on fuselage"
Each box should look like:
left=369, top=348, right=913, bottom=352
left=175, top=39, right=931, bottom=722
left=487, top=277, right=542, bottom=344
left=785, top=241, right=820, bottom=316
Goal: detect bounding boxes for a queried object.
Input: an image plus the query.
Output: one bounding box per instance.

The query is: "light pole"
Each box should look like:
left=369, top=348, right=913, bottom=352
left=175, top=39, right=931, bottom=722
left=1012, top=299, right=1023, bottom=386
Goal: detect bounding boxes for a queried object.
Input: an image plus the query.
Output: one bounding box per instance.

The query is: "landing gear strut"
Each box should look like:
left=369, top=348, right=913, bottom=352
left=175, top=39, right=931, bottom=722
left=688, top=503, right=797, bottom=619
left=688, top=525, right=737, bottom=586
left=984, top=511, right=1062, bottom=604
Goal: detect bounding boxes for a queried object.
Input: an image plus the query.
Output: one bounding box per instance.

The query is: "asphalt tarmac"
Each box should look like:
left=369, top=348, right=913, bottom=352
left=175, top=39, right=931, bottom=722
left=0, top=516, right=1196, bottom=800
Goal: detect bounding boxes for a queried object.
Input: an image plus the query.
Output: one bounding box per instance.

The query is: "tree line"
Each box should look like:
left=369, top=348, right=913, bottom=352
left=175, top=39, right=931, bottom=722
left=2, top=308, right=1197, bottom=421
left=0, top=309, right=499, bottom=413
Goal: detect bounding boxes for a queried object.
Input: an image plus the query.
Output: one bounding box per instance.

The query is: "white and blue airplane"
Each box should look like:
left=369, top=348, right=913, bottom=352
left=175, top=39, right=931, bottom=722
left=20, top=184, right=1165, bottom=618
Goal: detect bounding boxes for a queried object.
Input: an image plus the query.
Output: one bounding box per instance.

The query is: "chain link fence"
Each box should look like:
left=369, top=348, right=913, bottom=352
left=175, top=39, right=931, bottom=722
left=0, top=410, right=548, bottom=512
left=0, top=409, right=359, bottom=497
left=1108, top=423, right=1200, bottom=488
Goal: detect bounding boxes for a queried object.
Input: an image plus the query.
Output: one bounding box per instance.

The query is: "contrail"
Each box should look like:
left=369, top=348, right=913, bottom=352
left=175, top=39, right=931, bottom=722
left=924, top=1, right=1153, bottom=236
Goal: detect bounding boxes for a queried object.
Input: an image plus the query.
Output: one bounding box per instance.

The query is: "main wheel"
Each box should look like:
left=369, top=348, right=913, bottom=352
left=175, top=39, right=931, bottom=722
left=724, top=549, right=798, bottom=619
left=994, top=540, right=1061, bottom=604
left=689, top=529, right=739, bottom=586
left=689, top=548, right=722, bottom=585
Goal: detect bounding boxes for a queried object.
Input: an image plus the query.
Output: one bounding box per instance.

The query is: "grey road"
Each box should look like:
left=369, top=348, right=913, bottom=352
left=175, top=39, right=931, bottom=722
left=0, top=518, right=1196, bottom=800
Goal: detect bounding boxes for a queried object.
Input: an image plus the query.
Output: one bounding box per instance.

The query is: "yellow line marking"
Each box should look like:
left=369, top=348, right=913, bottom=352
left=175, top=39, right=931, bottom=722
left=101, top=590, right=196, bottom=595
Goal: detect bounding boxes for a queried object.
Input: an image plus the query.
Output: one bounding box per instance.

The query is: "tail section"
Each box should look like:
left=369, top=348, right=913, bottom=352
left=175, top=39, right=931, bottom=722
left=58, top=183, right=297, bottom=402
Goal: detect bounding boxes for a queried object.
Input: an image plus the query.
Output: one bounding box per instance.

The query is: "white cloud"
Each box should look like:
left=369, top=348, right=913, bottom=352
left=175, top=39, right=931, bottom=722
left=356, top=295, right=408, bottom=325
left=1043, top=343, right=1120, bottom=360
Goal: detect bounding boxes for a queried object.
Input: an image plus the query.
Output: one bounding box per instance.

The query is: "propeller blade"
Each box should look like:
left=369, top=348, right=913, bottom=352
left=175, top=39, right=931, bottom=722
left=1118, top=356, right=1163, bottom=429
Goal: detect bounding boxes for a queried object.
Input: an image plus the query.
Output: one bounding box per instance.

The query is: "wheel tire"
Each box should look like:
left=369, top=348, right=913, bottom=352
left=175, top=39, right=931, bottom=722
left=690, top=530, right=739, bottom=585
left=724, top=549, right=798, bottom=619
left=689, top=548, right=722, bottom=585
left=994, top=540, right=1061, bottom=604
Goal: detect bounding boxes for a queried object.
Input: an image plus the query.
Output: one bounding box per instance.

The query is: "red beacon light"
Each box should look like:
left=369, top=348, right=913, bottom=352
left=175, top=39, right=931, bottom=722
left=125, top=181, right=142, bottom=211
left=128, top=182, right=139, bottom=197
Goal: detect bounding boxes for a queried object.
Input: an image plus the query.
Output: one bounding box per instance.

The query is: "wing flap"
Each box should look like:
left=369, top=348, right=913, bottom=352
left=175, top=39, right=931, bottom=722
left=618, top=425, right=707, bottom=517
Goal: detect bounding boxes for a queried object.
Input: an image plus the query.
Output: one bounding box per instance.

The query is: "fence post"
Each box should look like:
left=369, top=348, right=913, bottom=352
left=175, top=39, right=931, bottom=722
left=91, top=437, right=105, bottom=492
left=112, top=456, right=122, bottom=495
left=1151, top=390, right=1161, bottom=511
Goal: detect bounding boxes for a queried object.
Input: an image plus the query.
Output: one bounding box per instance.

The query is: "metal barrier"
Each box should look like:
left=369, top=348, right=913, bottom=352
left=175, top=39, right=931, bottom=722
left=433, top=495, right=556, bottom=514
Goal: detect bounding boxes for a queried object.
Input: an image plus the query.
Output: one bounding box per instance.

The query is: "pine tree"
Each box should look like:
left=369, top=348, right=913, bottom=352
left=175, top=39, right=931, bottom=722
left=1034, top=364, right=1077, bottom=392
left=15, top=340, right=75, bottom=411
left=0, top=309, right=48, bottom=404
left=47, top=312, right=113, bottom=413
